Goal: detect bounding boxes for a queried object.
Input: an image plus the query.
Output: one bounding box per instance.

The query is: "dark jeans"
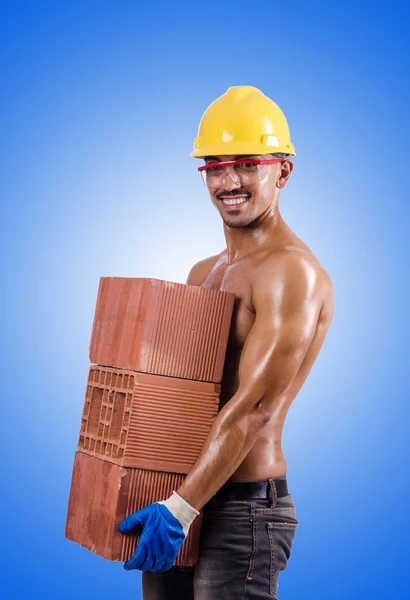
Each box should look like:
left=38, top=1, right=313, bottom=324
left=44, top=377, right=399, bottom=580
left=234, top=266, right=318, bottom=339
left=142, top=477, right=299, bottom=599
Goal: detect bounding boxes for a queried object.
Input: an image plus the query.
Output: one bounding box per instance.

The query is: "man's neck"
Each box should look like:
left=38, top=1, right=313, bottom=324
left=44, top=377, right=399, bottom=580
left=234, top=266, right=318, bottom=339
left=223, top=207, right=285, bottom=265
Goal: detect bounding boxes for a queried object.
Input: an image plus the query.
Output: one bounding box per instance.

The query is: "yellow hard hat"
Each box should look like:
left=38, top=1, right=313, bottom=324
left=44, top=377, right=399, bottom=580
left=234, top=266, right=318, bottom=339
left=191, top=85, right=295, bottom=158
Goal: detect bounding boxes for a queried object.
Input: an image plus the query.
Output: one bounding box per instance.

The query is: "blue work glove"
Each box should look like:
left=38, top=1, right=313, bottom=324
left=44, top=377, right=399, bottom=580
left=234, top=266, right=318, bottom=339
left=118, top=491, right=199, bottom=573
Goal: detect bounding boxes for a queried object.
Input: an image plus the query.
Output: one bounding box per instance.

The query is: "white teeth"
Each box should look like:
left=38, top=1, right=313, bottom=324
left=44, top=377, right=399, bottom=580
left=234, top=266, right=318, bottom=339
left=221, top=197, right=248, bottom=206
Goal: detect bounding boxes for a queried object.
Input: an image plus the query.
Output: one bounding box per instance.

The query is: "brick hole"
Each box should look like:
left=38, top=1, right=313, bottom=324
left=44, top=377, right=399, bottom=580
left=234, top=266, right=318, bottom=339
left=117, top=374, right=123, bottom=388
left=90, top=439, right=96, bottom=451
left=111, top=373, right=118, bottom=387
left=98, top=423, right=104, bottom=437
left=80, top=419, right=87, bottom=432
left=123, top=374, right=129, bottom=389
left=96, top=441, right=101, bottom=452
left=88, top=387, right=103, bottom=434
left=79, top=435, right=85, bottom=448
left=110, top=391, right=126, bottom=442
left=128, top=375, right=134, bottom=389
left=93, top=370, right=100, bottom=384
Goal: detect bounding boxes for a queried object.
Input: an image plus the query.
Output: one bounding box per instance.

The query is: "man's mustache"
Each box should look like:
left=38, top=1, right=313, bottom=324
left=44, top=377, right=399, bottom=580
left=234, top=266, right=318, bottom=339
left=215, top=189, right=251, bottom=199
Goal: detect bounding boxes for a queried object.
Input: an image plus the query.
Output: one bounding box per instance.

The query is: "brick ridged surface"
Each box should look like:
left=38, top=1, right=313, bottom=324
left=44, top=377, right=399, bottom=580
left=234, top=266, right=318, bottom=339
left=78, top=365, right=220, bottom=474
left=89, top=278, right=235, bottom=383
left=65, top=451, right=203, bottom=566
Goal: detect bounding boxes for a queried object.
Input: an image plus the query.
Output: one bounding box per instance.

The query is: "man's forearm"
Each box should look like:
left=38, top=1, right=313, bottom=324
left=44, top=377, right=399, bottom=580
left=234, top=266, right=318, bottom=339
left=175, top=402, right=266, bottom=510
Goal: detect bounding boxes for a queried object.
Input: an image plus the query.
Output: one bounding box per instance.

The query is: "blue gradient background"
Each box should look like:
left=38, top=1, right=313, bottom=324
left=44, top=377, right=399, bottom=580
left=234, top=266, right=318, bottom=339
left=1, top=1, right=409, bottom=598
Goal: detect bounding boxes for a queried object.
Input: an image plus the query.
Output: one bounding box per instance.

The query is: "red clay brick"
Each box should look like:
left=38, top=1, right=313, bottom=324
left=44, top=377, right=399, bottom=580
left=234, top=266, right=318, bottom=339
left=65, top=451, right=203, bottom=566
left=78, top=365, right=220, bottom=474
left=89, top=278, right=235, bottom=382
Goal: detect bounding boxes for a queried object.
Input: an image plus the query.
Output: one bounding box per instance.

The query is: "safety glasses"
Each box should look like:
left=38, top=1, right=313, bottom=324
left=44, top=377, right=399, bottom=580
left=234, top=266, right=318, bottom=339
left=198, top=158, right=285, bottom=187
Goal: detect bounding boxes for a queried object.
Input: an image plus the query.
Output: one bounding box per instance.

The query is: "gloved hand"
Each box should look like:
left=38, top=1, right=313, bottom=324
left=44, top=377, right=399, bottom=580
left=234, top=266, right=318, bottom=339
left=118, top=491, right=200, bottom=573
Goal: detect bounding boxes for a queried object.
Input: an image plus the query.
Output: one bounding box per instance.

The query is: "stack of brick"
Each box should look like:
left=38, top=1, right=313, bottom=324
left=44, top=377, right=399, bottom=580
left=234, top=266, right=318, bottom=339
left=65, top=277, right=235, bottom=566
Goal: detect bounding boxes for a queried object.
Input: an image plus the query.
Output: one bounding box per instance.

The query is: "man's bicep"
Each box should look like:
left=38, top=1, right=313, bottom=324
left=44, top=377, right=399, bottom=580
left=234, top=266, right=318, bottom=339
left=236, top=256, right=322, bottom=414
left=238, top=298, right=319, bottom=398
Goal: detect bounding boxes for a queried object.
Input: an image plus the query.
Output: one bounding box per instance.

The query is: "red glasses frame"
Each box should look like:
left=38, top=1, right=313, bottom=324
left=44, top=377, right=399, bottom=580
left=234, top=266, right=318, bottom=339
left=198, top=158, right=285, bottom=172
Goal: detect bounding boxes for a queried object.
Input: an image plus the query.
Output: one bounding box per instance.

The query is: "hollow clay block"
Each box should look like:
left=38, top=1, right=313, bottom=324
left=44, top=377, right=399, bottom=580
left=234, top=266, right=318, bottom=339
left=65, top=451, right=203, bottom=565
left=89, top=277, right=235, bottom=383
left=77, top=365, right=220, bottom=474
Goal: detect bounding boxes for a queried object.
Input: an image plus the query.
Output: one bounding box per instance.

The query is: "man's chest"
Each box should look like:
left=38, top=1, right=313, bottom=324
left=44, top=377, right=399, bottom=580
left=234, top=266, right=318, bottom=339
left=199, top=260, right=256, bottom=349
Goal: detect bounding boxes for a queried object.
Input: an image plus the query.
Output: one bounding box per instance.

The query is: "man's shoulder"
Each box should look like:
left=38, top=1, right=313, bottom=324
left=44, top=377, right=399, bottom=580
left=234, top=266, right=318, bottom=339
left=185, top=251, right=224, bottom=286
left=252, top=246, right=333, bottom=297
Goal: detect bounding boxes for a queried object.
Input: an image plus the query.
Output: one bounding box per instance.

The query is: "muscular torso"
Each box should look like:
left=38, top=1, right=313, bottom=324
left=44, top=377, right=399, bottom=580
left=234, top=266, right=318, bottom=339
left=189, top=238, right=333, bottom=482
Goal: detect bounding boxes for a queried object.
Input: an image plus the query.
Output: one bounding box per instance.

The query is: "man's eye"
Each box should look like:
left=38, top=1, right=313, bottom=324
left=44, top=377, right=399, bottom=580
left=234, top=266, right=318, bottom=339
left=235, top=163, right=258, bottom=171
left=207, top=165, right=224, bottom=173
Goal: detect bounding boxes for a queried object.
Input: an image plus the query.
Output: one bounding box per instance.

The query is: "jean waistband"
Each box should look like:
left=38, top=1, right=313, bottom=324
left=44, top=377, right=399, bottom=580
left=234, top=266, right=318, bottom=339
left=212, top=476, right=288, bottom=503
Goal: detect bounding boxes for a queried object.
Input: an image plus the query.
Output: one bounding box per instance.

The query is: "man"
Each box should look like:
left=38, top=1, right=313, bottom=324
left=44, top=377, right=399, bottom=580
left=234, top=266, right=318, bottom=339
left=118, top=85, right=334, bottom=599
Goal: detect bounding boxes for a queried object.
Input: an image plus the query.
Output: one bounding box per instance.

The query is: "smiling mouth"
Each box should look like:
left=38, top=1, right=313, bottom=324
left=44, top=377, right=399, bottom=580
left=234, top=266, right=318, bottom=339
left=219, top=195, right=250, bottom=207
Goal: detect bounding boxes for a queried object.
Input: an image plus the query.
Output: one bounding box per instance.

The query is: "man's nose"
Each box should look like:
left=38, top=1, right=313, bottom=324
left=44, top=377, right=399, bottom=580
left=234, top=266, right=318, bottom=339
left=221, top=170, right=241, bottom=190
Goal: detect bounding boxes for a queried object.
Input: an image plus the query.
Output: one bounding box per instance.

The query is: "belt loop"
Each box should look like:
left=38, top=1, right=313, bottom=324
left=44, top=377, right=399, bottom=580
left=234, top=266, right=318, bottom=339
left=268, top=478, right=277, bottom=508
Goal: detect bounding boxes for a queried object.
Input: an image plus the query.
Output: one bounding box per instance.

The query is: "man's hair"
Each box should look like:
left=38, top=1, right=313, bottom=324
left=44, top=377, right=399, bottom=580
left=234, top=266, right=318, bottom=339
left=270, top=152, right=291, bottom=159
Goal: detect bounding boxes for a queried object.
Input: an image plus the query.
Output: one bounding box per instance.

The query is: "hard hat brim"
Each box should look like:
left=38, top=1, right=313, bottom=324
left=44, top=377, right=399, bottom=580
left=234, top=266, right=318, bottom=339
left=190, top=141, right=295, bottom=158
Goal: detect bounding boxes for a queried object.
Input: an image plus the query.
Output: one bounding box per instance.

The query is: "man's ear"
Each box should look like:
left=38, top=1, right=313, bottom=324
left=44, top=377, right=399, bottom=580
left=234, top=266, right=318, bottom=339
left=276, top=160, right=294, bottom=189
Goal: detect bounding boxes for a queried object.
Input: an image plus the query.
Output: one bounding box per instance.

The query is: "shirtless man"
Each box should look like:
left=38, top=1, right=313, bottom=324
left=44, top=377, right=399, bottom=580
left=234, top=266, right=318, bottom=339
left=118, top=86, right=334, bottom=599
